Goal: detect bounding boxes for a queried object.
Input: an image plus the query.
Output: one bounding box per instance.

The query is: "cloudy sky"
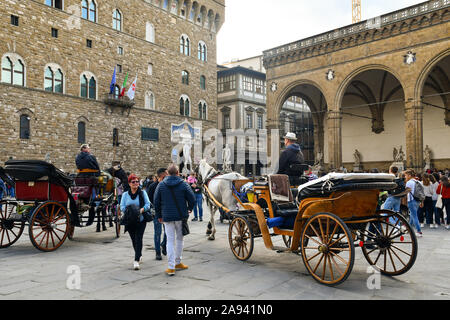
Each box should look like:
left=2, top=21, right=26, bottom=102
left=217, top=0, right=424, bottom=64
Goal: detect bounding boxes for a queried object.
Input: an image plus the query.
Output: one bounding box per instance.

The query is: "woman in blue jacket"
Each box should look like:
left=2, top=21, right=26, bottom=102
left=120, top=174, right=151, bottom=270
left=154, top=164, right=195, bottom=276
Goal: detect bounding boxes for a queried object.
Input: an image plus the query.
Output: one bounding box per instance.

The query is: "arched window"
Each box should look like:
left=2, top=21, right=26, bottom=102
left=145, top=92, right=155, bottom=110
left=181, top=70, right=189, bottom=85
left=181, top=2, right=187, bottom=17
left=81, top=75, right=88, bottom=97
left=81, top=0, right=88, bottom=19
left=180, top=35, right=190, bottom=56
left=89, top=0, right=96, bottom=22
left=2, top=55, right=25, bottom=86
left=20, top=114, right=30, bottom=139
left=113, top=9, right=122, bottom=31
left=44, top=65, right=64, bottom=93
left=198, top=41, right=207, bottom=61
left=179, top=96, right=190, bottom=116
left=162, top=0, right=169, bottom=10
left=88, top=76, right=96, bottom=99
left=200, top=75, right=206, bottom=90
left=198, top=101, right=207, bottom=120
left=77, top=121, right=86, bottom=144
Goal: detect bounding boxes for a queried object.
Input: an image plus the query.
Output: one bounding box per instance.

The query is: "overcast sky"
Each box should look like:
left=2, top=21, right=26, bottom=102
left=217, top=0, right=424, bottom=64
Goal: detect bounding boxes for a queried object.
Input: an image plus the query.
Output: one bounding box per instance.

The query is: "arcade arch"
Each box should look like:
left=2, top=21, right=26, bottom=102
left=339, top=68, right=405, bottom=170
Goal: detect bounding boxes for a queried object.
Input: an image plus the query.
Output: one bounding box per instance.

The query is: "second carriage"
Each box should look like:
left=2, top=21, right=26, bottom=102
left=205, top=172, right=418, bottom=286
left=0, top=160, right=121, bottom=252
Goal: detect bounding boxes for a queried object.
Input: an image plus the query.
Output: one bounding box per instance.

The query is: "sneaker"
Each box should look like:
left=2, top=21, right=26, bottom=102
left=420, top=223, right=424, bottom=228
left=165, top=269, right=175, bottom=276
left=192, top=217, right=198, bottom=222
left=133, top=261, right=140, bottom=270
left=199, top=218, right=203, bottom=222
left=175, top=263, right=189, bottom=271
left=139, top=256, right=143, bottom=264
left=416, top=232, right=423, bottom=238
left=156, top=254, right=162, bottom=261
left=446, top=225, right=450, bottom=230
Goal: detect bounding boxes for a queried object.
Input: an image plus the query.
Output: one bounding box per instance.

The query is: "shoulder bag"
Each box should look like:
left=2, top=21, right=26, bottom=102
left=165, top=182, right=190, bottom=236
left=436, top=185, right=444, bottom=209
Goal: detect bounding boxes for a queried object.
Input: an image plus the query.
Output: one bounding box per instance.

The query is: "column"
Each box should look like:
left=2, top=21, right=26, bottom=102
left=327, top=110, right=342, bottom=170
left=405, top=99, right=424, bottom=172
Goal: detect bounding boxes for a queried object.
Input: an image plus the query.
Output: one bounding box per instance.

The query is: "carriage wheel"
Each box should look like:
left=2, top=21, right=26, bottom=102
left=360, top=210, right=417, bottom=276
left=228, top=216, right=254, bottom=261
left=29, top=201, right=70, bottom=252
left=301, top=213, right=355, bottom=286
left=0, top=201, right=25, bottom=249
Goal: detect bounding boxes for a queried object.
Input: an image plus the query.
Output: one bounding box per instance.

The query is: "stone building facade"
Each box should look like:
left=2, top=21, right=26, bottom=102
left=0, top=0, right=224, bottom=176
left=263, top=0, right=450, bottom=173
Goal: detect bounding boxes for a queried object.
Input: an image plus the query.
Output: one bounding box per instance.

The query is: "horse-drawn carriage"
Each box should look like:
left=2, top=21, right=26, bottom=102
left=200, top=162, right=418, bottom=286
left=0, top=160, right=120, bottom=252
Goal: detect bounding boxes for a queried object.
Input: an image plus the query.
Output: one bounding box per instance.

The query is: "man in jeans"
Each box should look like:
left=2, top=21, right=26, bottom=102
left=146, top=168, right=168, bottom=261
left=404, top=170, right=423, bottom=237
left=154, top=164, right=196, bottom=276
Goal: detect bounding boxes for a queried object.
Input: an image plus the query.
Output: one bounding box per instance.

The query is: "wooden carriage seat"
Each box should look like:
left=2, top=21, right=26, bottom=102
left=268, top=175, right=298, bottom=219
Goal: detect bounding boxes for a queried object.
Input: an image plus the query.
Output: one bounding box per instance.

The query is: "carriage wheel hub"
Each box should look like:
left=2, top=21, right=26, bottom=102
left=318, top=245, right=328, bottom=253
left=376, top=236, right=391, bottom=249
left=1, top=219, right=14, bottom=230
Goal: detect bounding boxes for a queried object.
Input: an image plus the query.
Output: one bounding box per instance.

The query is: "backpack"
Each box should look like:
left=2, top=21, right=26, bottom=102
left=412, top=180, right=426, bottom=202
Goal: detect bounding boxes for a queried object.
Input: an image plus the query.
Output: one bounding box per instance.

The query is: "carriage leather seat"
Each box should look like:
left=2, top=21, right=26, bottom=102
left=273, top=202, right=298, bottom=219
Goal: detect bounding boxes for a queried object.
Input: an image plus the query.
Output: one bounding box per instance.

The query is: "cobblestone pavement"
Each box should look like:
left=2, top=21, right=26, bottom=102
left=1, top=202, right=449, bottom=300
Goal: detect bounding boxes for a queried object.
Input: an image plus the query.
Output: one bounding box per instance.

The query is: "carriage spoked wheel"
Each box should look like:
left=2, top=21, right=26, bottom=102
left=301, top=213, right=355, bottom=286
left=28, top=201, right=70, bottom=252
left=0, top=201, right=25, bottom=249
left=228, top=216, right=254, bottom=261
left=360, top=210, right=417, bottom=276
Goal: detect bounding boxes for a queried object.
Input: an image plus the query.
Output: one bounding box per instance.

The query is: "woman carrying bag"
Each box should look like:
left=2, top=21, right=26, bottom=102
left=436, top=176, right=450, bottom=230
left=120, top=174, right=151, bottom=270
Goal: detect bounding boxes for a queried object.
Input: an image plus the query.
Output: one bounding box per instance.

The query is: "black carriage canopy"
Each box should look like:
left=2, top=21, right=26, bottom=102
left=4, top=160, right=73, bottom=189
left=297, top=173, right=398, bottom=201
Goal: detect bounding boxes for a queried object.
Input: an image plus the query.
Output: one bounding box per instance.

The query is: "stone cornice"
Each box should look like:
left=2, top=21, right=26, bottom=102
left=263, top=0, right=449, bottom=68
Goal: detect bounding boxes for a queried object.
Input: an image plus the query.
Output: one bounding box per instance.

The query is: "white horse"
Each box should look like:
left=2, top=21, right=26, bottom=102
left=196, top=159, right=246, bottom=240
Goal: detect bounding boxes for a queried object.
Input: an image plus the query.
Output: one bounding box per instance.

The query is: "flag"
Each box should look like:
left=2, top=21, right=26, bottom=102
left=119, top=72, right=128, bottom=98
left=109, top=67, right=116, bottom=94
left=127, top=76, right=137, bottom=100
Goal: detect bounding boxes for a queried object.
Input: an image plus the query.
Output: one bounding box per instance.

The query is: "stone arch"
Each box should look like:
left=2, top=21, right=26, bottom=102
left=336, top=64, right=406, bottom=109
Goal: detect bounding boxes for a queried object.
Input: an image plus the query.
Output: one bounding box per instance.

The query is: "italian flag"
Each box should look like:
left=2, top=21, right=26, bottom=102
left=119, top=72, right=128, bottom=98
left=126, top=76, right=137, bottom=100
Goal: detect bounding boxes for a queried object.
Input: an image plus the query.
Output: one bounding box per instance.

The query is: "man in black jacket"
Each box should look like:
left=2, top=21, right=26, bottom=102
left=75, top=144, right=100, bottom=176
left=276, top=132, right=305, bottom=176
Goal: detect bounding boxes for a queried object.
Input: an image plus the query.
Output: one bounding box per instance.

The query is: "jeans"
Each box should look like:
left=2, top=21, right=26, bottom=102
left=153, top=219, right=167, bottom=256
left=408, top=200, right=421, bottom=233
left=193, top=193, right=203, bottom=219
left=128, top=221, right=147, bottom=262
left=164, top=221, right=184, bottom=269
left=424, top=197, right=436, bottom=225
left=383, top=196, right=402, bottom=225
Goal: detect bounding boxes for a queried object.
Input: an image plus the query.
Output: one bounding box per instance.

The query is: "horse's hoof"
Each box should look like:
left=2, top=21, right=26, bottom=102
left=208, top=236, right=215, bottom=241
left=206, top=230, right=212, bottom=235
left=102, top=226, right=107, bottom=231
